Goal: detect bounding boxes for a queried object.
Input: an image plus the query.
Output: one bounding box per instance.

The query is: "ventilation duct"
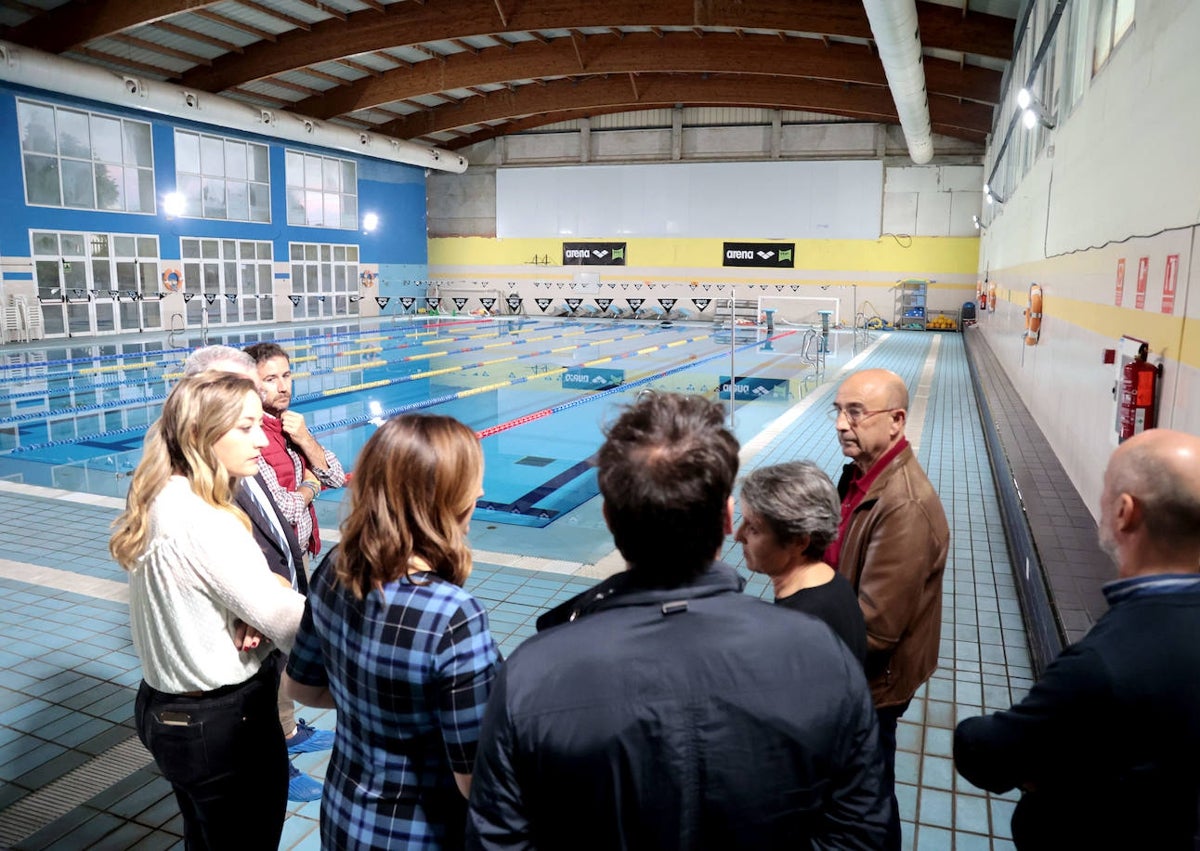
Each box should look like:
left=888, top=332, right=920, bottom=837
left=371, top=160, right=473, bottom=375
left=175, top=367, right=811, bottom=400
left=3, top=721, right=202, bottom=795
left=0, top=40, right=468, bottom=174
left=861, top=0, right=933, bottom=164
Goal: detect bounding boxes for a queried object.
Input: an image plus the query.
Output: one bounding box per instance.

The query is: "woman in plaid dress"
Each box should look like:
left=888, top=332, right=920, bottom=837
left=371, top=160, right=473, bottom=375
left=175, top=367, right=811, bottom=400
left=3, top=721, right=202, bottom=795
left=284, top=415, right=500, bottom=850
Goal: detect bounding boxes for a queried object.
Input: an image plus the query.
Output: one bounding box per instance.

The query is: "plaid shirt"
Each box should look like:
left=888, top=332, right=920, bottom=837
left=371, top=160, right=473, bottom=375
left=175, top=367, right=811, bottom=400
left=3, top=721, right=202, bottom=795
left=287, top=551, right=499, bottom=850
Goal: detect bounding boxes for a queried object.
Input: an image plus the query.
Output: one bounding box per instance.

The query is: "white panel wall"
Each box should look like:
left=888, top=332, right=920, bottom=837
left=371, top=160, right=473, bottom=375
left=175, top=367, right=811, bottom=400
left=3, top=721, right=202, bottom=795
left=496, top=160, right=884, bottom=240
left=974, top=0, right=1200, bottom=518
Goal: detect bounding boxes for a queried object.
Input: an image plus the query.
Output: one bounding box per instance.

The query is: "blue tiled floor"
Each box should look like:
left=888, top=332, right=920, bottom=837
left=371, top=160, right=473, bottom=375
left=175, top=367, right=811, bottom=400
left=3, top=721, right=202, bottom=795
left=0, top=329, right=1027, bottom=849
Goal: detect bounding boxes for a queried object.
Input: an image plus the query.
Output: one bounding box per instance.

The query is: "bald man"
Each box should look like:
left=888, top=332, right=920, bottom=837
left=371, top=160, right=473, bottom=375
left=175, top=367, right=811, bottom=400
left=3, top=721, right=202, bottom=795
left=955, top=429, right=1200, bottom=850
left=827, top=368, right=949, bottom=851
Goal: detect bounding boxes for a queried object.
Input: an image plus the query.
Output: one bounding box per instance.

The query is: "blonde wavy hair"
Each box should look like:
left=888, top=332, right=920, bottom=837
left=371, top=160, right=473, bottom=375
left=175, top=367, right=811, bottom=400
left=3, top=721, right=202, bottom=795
left=109, top=372, right=257, bottom=569
left=337, top=414, right=482, bottom=598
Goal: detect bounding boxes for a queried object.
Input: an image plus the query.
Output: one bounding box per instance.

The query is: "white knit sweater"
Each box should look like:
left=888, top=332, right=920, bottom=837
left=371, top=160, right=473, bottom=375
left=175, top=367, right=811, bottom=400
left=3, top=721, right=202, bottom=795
left=127, top=476, right=305, bottom=694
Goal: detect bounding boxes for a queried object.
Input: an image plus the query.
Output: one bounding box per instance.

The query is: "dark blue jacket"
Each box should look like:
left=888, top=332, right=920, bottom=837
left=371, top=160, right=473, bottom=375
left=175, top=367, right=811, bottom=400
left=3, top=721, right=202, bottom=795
left=468, top=562, right=889, bottom=850
left=955, top=588, right=1200, bottom=850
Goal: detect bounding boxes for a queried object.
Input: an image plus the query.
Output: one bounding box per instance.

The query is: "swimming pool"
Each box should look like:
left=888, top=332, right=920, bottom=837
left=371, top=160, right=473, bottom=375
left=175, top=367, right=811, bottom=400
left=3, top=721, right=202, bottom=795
left=0, top=315, right=848, bottom=528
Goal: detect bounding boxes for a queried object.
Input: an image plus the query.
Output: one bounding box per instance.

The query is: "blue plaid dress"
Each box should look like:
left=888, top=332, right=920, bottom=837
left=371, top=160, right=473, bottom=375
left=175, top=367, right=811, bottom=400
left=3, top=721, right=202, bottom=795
left=287, top=552, right=500, bottom=850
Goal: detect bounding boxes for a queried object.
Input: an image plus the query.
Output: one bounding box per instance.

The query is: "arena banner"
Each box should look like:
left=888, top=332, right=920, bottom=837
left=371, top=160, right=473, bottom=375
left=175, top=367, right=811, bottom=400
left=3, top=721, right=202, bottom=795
left=718, top=375, right=792, bottom=401
left=562, top=367, right=626, bottom=390
left=722, top=242, right=795, bottom=268
left=563, top=242, right=627, bottom=265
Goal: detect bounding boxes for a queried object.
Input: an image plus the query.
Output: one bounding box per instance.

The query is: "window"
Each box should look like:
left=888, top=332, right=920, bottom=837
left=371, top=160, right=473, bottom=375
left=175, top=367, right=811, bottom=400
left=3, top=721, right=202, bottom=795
left=175, top=130, right=271, bottom=222
left=288, top=242, right=359, bottom=319
left=31, top=230, right=161, bottom=337
left=285, top=151, right=357, bottom=229
left=1093, top=0, right=1134, bottom=72
left=18, top=100, right=154, bottom=213
left=180, top=238, right=275, bottom=326
left=1060, top=0, right=1092, bottom=115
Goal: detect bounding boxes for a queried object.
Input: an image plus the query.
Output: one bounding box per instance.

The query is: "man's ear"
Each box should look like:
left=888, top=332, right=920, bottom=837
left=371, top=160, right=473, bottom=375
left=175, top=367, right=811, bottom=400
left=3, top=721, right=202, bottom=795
left=1114, top=492, right=1141, bottom=533
left=890, top=408, right=907, bottom=439
left=723, top=496, right=735, bottom=536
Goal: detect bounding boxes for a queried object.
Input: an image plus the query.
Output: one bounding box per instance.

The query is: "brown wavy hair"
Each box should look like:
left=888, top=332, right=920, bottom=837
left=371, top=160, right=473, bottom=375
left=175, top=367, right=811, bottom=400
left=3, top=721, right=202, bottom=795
left=110, top=372, right=257, bottom=569
left=336, top=414, right=483, bottom=598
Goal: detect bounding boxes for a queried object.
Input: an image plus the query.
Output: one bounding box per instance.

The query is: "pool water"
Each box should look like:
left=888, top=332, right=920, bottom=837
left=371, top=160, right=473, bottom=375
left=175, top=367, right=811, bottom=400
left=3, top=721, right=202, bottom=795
left=0, top=316, right=846, bottom=528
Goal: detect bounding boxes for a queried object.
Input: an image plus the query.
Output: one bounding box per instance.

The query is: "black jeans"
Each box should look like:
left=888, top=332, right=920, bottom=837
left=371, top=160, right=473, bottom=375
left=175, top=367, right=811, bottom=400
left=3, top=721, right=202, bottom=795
left=135, top=660, right=288, bottom=851
left=876, top=700, right=912, bottom=851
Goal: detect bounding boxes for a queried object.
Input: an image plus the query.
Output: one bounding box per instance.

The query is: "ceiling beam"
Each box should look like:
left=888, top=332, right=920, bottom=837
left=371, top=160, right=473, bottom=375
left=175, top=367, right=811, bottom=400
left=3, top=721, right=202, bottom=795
left=292, top=0, right=347, bottom=21
left=108, top=32, right=212, bottom=66
left=177, top=0, right=1012, bottom=92
left=376, top=73, right=991, bottom=139
left=5, top=0, right=220, bottom=53
left=293, top=31, right=1000, bottom=119
left=191, top=8, right=277, bottom=43
left=72, top=46, right=175, bottom=78
left=232, top=0, right=311, bottom=31
left=150, top=20, right=244, bottom=54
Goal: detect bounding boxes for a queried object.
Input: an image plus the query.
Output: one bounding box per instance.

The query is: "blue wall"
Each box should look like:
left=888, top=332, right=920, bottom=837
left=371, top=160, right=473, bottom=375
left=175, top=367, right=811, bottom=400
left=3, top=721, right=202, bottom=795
left=0, top=82, right=427, bottom=269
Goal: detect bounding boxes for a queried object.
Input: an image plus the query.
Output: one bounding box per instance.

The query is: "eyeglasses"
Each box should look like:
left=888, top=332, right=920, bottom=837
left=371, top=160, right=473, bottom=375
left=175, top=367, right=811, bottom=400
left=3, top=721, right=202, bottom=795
left=827, top=405, right=897, bottom=426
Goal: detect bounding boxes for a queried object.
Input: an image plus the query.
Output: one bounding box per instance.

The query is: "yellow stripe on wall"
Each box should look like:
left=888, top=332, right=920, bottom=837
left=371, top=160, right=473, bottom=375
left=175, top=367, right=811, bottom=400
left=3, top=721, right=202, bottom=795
left=428, top=236, right=980, bottom=275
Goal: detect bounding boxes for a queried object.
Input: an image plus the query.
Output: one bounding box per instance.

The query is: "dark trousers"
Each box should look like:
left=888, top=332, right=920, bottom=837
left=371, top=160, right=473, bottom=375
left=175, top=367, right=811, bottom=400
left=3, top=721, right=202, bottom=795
left=876, top=700, right=911, bottom=851
left=135, top=660, right=288, bottom=851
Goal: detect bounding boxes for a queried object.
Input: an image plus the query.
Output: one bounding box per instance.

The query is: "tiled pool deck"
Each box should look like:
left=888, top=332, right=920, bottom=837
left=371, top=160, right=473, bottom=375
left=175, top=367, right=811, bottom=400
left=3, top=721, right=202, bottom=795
left=0, top=328, right=1074, bottom=850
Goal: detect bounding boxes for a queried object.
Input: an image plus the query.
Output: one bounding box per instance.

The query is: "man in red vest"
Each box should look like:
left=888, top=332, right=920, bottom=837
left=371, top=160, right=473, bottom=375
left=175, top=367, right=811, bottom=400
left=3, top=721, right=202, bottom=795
left=244, top=343, right=346, bottom=558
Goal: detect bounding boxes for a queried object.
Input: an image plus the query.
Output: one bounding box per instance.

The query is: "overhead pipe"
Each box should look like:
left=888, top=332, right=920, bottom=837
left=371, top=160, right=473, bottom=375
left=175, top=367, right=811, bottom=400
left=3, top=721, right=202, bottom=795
left=860, top=0, right=933, bottom=164
left=0, top=40, right=468, bottom=174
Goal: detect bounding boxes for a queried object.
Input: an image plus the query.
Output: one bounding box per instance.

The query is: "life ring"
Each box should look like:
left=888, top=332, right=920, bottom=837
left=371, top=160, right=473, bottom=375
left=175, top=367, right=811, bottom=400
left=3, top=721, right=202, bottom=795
left=1024, top=283, right=1043, bottom=346
left=360, top=271, right=377, bottom=288
left=162, top=268, right=183, bottom=292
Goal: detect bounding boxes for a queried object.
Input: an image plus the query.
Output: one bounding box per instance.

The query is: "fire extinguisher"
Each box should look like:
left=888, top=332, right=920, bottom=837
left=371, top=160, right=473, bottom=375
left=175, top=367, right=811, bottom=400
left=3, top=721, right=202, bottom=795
left=1119, top=343, right=1159, bottom=441
left=979, top=290, right=988, bottom=310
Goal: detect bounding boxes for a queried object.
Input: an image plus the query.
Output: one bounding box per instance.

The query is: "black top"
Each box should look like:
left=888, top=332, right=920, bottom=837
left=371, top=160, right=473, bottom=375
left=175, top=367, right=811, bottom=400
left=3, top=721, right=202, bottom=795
left=775, top=572, right=867, bottom=665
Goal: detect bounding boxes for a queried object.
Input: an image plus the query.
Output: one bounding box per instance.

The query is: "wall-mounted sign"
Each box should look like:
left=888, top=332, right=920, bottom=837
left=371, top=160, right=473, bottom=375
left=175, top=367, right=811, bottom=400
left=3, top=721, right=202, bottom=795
left=1114, top=258, right=1126, bottom=307
left=722, top=242, right=795, bottom=268
left=1135, top=257, right=1149, bottom=310
left=563, top=242, right=626, bottom=265
left=1162, top=254, right=1179, bottom=315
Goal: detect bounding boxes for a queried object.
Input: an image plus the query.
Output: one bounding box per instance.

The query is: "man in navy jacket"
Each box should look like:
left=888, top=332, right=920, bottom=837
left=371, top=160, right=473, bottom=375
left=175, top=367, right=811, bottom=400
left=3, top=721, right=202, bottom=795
left=955, top=429, right=1200, bottom=849
left=467, top=392, right=889, bottom=850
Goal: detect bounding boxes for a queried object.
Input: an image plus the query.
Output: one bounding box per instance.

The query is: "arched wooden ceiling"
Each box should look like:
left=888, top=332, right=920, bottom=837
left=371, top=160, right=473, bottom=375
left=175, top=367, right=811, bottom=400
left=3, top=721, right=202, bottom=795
left=1, top=0, right=1015, bottom=152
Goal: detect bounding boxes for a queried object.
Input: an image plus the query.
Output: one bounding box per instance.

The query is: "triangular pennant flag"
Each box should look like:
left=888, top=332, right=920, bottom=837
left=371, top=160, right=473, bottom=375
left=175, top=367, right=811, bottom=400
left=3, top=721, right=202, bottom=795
left=108, top=289, right=120, bottom=298
left=556, top=282, right=565, bottom=289
left=506, top=296, right=522, bottom=311
left=703, top=285, right=712, bottom=291
left=453, top=297, right=469, bottom=310
left=535, top=298, right=553, bottom=312
left=375, top=296, right=391, bottom=308
left=634, top=283, right=643, bottom=290
left=182, top=292, right=195, bottom=303
left=791, top=285, right=800, bottom=292
left=621, top=283, right=630, bottom=290
left=627, top=298, right=644, bottom=310
left=426, top=297, right=441, bottom=310
left=480, top=297, right=497, bottom=311
left=204, top=293, right=217, bottom=305
left=658, top=298, right=676, bottom=310
left=596, top=298, right=613, bottom=311
left=400, top=297, right=416, bottom=309
left=289, top=295, right=301, bottom=306
left=225, top=293, right=237, bottom=303
left=565, top=298, right=583, bottom=312
left=692, top=298, right=711, bottom=311
left=349, top=295, right=362, bottom=302
left=317, top=295, right=326, bottom=302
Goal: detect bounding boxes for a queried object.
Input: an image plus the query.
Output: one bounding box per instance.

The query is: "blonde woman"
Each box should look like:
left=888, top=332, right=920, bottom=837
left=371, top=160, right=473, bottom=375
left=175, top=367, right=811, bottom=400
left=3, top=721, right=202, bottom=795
left=110, top=372, right=305, bottom=849
left=283, top=414, right=500, bottom=850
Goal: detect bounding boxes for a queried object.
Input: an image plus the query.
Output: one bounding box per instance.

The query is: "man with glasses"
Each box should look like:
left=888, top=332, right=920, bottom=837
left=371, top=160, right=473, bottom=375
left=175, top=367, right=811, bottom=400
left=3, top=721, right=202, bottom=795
left=826, top=368, right=949, bottom=851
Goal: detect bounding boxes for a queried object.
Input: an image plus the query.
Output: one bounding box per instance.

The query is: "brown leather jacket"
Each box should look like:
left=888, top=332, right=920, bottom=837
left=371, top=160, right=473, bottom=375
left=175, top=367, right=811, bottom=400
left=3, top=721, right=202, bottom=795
left=836, top=445, right=949, bottom=708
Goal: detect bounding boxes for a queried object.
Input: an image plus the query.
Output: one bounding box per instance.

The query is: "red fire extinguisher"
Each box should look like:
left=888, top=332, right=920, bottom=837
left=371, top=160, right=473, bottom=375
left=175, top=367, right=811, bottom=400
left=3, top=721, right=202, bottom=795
left=979, top=290, right=988, bottom=310
left=1119, top=343, right=1159, bottom=441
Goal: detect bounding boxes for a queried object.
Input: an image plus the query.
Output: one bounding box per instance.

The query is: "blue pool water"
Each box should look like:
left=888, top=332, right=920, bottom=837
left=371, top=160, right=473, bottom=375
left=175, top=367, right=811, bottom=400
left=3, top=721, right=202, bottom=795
left=0, top=316, right=845, bottom=528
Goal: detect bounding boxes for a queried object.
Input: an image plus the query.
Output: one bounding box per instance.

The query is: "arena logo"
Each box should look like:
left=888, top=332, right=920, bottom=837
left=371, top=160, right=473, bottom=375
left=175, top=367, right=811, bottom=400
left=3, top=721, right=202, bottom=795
left=722, top=241, right=796, bottom=268
left=562, top=242, right=627, bottom=266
